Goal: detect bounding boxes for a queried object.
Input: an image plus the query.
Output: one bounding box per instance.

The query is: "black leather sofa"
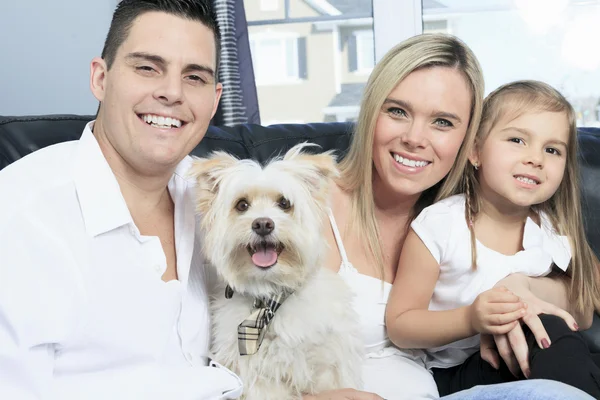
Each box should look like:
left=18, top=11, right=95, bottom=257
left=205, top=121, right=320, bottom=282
left=1, top=114, right=599, bottom=352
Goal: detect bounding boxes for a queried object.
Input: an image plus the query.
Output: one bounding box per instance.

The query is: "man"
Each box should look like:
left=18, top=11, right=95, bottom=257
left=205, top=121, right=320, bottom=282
left=0, top=1, right=242, bottom=398
left=0, top=1, right=385, bottom=399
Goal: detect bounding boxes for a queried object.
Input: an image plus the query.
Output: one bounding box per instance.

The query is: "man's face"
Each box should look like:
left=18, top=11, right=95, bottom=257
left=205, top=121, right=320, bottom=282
left=90, top=11, right=222, bottom=174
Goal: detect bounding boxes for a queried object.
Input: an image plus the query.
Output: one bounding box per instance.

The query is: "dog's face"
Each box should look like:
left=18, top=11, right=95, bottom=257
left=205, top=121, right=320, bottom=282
left=190, top=144, right=338, bottom=298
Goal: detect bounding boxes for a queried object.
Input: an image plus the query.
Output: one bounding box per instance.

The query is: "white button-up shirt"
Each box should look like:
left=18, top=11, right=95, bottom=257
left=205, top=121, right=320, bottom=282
left=0, top=122, right=242, bottom=399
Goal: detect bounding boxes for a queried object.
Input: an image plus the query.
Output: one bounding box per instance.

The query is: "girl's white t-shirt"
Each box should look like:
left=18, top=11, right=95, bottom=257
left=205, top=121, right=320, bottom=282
left=411, top=194, right=572, bottom=370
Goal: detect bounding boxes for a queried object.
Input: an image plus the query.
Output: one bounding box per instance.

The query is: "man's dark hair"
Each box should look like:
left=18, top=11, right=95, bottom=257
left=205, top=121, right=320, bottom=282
left=101, top=0, right=221, bottom=79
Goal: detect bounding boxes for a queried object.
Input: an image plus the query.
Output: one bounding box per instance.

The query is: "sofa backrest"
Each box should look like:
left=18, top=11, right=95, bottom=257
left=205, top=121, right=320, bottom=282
left=0, top=115, right=353, bottom=169
left=1, top=114, right=600, bottom=260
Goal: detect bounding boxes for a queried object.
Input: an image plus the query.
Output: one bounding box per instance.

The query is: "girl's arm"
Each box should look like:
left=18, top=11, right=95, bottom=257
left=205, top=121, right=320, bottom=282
left=385, top=229, right=524, bottom=349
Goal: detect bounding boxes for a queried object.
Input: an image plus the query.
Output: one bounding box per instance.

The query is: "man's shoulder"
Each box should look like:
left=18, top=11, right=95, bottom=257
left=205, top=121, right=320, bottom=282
left=1, top=140, right=78, bottom=180
left=0, top=140, right=79, bottom=217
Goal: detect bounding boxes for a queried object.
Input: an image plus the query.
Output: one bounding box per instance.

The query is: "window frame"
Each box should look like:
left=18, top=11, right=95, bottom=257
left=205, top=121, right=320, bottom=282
left=249, top=31, right=302, bottom=86
left=354, top=29, right=375, bottom=74
left=373, top=0, right=422, bottom=62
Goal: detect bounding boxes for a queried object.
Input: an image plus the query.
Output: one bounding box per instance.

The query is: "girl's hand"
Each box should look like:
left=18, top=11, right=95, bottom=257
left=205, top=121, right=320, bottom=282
left=493, top=293, right=577, bottom=378
left=480, top=274, right=579, bottom=377
left=469, top=287, right=526, bottom=334
left=494, top=274, right=577, bottom=350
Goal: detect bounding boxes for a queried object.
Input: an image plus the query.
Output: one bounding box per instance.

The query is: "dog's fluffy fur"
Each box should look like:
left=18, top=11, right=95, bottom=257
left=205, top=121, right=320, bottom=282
left=190, top=144, right=363, bottom=400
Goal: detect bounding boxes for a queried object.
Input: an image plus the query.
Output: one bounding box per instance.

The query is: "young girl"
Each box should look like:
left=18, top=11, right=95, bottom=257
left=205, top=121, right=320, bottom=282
left=385, top=80, right=600, bottom=398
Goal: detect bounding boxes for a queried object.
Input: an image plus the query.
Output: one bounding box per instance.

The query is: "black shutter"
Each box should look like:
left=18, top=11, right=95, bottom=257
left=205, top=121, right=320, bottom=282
left=297, top=37, right=307, bottom=79
left=348, top=34, right=357, bottom=72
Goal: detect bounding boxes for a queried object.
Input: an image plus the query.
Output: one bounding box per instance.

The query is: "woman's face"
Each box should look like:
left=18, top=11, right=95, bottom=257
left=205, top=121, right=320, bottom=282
left=372, top=66, right=472, bottom=199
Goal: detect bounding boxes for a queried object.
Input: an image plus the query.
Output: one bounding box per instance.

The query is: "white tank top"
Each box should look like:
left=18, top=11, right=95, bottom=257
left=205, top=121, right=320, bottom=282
left=327, top=210, right=438, bottom=399
left=327, top=208, right=399, bottom=356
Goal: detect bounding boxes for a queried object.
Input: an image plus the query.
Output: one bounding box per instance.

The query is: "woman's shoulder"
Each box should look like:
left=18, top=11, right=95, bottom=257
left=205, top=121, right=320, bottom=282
left=328, top=182, right=351, bottom=214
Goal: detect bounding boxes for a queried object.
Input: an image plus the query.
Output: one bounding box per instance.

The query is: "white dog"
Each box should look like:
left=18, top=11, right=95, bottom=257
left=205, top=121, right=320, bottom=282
left=189, top=144, right=363, bottom=400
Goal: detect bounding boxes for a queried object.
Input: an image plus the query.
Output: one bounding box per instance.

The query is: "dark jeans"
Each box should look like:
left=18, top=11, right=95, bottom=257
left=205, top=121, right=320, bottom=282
left=433, top=314, right=600, bottom=399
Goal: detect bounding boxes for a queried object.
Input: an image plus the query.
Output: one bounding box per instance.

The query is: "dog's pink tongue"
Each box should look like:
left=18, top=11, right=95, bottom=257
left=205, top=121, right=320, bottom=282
left=252, top=249, right=278, bottom=268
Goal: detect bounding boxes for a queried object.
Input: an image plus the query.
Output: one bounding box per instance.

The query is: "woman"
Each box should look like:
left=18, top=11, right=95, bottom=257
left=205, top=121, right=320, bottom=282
left=305, top=34, right=591, bottom=400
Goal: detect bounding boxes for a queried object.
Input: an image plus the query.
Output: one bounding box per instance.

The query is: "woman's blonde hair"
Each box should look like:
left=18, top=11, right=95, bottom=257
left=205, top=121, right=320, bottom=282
left=337, top=33, right=485, bottom=279
left=464, top=80, right=600, bottom=315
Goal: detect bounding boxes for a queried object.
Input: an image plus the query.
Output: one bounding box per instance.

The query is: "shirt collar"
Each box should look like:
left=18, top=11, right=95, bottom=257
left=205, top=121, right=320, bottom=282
left=72, top=121, right=133, bottom=237
left=72, top=121, right=195, bottom=238
left=522, top=212, right=572, bottom=271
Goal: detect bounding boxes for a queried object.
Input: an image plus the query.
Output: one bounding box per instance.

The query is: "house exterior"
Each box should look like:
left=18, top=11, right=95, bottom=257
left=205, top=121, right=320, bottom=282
left=245, top=0, right=447, bottom=125
left=245, top=0, right=375, bottom=125
left=245, top=0, right=600, bottom=127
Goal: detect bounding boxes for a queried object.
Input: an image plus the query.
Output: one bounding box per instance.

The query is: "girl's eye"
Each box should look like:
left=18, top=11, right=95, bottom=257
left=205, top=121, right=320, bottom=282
left=235, top=199, right=249, bottom=212
left=546, top=147, right=561, bottom=156
left=434, top=119, right=453, bottom=128
left=509, top=137, right=524, bottom=145
left=387, top=107, right=407, bottom=118
left=278, top=197, right=291, bottom=211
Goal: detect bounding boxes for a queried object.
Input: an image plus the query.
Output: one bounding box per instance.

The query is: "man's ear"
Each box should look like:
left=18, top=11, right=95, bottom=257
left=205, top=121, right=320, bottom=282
left=188, top=152, right=238, bottom=215
left=210, top=82, right=223, bottom=120
left=90, top=57, right=108, bottom=102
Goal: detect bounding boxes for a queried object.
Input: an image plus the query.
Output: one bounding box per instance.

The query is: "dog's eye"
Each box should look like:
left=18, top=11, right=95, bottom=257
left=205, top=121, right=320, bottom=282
left=278, top=197, right=291, bottom=210
left=235, top=199, right=249, bottom=212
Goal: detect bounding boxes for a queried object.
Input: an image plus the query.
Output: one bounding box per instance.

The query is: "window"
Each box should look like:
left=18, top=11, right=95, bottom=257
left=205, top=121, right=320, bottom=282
left=423, top=20, right=448, bottom=34
left=420, top=0, right=600, bottom=127
left=250, top=33, right=306, bottom=86
left=353, top=30, right=375, bottom=73
left=260, top=0, right=279, bottom=12
left=245, top=0, right=377, bottom=124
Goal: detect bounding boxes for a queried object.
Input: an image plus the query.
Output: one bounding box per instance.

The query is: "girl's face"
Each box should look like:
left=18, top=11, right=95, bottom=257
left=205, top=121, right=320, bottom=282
left=372, top=67, right=472, bottom=200
left=471, top=109, right=569, bottom=212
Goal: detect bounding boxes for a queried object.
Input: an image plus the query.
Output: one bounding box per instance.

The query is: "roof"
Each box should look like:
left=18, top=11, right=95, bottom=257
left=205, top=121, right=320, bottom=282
left=306, top=0, right=447, bottom=16
left=327, top=83, right=366, bottom=108
left=325, top=0, right=371, bottom=15
left=424, top=0, right=447, bottom=9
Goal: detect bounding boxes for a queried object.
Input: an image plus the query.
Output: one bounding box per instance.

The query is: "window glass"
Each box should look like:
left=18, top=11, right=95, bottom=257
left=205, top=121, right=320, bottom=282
left=245, top=0, right=374, bottom=125
left=423, top=0, right=600, bottom=126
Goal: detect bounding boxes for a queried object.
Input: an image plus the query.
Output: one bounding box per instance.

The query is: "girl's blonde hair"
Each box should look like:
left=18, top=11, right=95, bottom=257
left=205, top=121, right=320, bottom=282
left=337, top=33, right=485, bottom=279
left=464, top=80, right=600, bottom=315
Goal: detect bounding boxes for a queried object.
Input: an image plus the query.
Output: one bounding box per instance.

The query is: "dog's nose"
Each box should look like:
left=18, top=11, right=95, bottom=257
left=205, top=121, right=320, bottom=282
left=252, top=217, right=274, bottom=236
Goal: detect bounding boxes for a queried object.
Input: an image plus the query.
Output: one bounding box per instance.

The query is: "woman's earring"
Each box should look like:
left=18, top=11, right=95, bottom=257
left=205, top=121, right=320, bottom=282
left=473, top=162, right=479, bottom=170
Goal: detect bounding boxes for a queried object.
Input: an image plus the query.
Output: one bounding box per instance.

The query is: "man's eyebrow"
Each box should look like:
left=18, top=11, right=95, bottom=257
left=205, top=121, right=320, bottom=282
left=124, top=52, right=215, bottom=78
left=125, top=52, right=167, bottom=68
left=182, top=63, right=215, bottom=78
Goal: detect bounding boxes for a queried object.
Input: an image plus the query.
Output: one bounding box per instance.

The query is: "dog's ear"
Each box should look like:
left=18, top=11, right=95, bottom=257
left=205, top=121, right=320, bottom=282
left=283, top=143, right=339, bottom=179
left=283, top=143, right=339, bottom=204
left=294, top=151, right=339, bottom=181
left=188, top=152, right=239, bottom=214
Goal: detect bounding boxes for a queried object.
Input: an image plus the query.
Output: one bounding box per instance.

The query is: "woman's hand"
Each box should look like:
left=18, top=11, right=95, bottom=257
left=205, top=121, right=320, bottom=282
left=303, top=389, right=384, bottom=400
left=468, top=287, right=526, bottom=335
left=480, top=274, right=579, bottom=377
